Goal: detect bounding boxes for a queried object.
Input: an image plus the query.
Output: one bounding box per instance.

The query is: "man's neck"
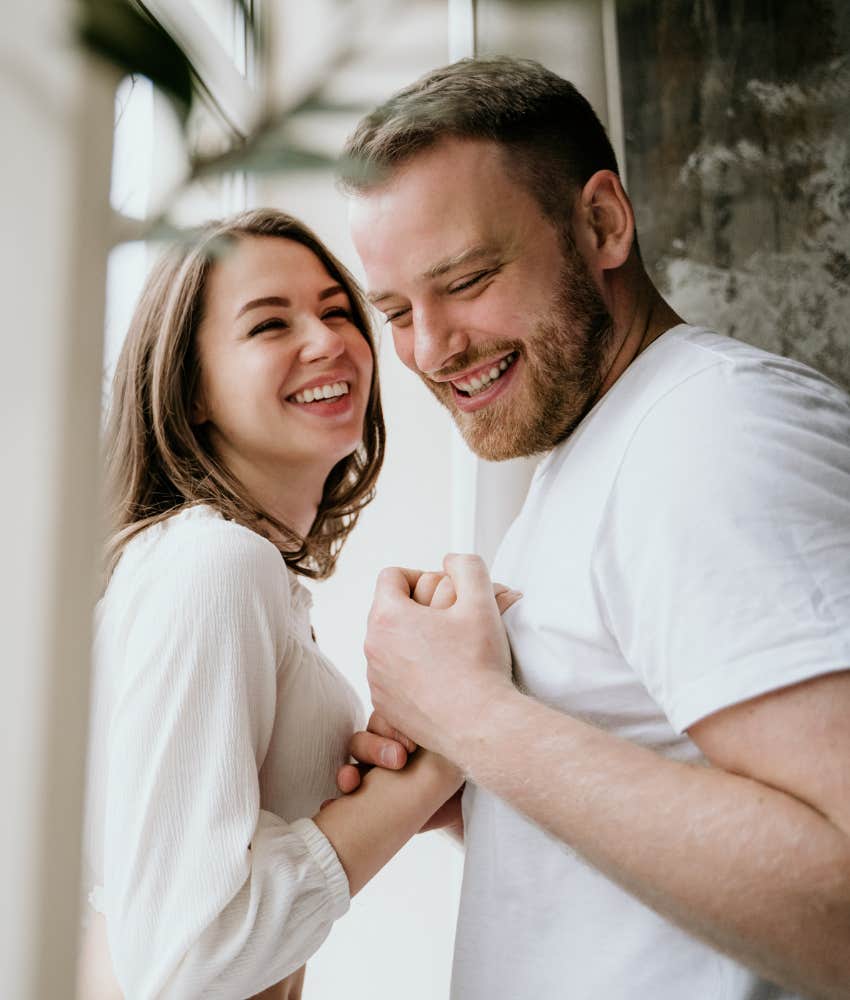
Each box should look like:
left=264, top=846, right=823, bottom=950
left=595, top=279, right=684, bottom=402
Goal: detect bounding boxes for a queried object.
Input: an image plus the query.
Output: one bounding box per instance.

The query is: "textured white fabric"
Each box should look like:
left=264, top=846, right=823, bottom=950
left=82, top=505, right=364, bottom=998
left=452, top=326, right=850, bottom=1000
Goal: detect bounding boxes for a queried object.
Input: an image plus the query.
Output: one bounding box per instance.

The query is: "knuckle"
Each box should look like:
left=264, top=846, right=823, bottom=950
left=367, top=605, right=391, bottom=633
left=364, top=630, right=384, bottom=661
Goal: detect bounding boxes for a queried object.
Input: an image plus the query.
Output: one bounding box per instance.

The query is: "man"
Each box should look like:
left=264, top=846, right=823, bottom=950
left=337, top=58, right=850, bottom=999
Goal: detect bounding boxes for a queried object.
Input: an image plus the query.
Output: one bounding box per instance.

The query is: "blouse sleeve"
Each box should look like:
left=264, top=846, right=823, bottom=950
left=102, top=519, right=350, bottom=999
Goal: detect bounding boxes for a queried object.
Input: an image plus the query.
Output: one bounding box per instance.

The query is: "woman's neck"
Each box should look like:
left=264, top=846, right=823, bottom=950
left=221, top=450, right=326, bottom=541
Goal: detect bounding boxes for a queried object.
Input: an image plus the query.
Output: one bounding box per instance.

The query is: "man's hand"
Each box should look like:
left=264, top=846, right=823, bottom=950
left=335, top=568, right=520, bottom=795
left=364, top=554, right=519, bottom=763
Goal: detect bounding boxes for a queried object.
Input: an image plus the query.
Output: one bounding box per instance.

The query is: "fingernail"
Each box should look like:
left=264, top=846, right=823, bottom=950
left=380, top=746, right=399, bottom=767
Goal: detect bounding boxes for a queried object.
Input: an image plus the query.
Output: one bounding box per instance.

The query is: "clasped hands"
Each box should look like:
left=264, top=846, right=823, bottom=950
left=336, top=554, right=521, bottom=808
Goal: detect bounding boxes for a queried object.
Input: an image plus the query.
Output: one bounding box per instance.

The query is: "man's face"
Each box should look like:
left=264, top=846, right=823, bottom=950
left=349, top=137, right=614, bottom=460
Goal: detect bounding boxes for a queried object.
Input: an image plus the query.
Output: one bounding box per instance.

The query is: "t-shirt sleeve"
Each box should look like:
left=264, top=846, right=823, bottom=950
left=103, top=521, right=349, bottom=998
left=593, top=360, right=850, bottom=734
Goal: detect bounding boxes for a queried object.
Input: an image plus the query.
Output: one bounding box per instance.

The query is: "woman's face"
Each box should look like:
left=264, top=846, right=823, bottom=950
left=194, top=236, right=374, bottom=496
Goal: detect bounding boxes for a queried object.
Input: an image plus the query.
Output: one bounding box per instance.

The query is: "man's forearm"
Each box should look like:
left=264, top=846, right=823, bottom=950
left=453, top=688, right=850, bottom=999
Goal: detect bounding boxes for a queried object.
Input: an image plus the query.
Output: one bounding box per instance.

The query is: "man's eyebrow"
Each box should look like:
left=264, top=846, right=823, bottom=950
left=422, top=244, right=495, bottom=281
left=367, top=245, right=497, bottom=305
left=236, top=285, right=345, bottom=318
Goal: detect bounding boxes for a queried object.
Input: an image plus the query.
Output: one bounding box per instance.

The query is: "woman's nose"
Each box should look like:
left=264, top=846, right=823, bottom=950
left=299, top=316, right=347, bottom=363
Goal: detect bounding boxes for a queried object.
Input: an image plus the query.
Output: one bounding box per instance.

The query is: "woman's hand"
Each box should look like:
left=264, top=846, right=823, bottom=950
left=335, top=710, right=416, bottom=795
left=334, top=571, right=521, bottom=798
left=413, top=570, right=521, bottom=616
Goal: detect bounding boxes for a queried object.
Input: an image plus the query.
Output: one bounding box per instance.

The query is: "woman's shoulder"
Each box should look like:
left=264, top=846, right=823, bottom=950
left=95, top=506, right=292, bottom=721
left=125, top=504, right=277, bottom=562
left=108, top=505, right=289, bottom=607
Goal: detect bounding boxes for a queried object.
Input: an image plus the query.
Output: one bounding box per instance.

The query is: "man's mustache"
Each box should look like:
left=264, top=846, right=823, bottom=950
left=423, top=340, right=523, bottom=383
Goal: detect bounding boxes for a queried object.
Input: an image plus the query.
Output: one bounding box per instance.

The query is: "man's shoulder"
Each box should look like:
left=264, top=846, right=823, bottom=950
left=623, top=324, right=848, bottom=427
left=609, top=325, right=850, bottom=506
left=647, top=323, right=844, bottom=391
left=524, top=324, right=848, bottom=528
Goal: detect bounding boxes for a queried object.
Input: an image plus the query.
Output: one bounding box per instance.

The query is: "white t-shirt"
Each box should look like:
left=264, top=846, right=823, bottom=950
left=452, top=326, right=850, bottom=1000
left=82, top=505, right=363, bottom=998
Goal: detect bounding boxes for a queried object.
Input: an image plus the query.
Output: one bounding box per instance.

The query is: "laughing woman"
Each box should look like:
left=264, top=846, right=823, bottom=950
left=77, top=210, right=461, bottom=999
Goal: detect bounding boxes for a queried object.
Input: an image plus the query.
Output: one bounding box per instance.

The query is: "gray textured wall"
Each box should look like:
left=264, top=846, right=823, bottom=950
left=619, top=0, right=849, bottom=389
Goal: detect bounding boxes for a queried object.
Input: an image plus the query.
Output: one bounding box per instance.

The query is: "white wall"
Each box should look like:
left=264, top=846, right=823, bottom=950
left=0, top=4, right=115, bottom=996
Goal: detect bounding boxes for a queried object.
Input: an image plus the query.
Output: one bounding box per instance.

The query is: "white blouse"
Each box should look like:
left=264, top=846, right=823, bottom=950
left=81, top=505, right=364, bottom=998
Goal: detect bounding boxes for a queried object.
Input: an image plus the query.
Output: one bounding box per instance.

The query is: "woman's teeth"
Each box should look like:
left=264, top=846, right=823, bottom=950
left=292, top=381, right=350, bottom=404
left=455, top=352, right=518, bottom=396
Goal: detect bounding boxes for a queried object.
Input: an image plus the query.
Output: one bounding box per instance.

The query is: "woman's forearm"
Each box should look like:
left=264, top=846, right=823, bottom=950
left=313, top=750, right=461, bottom=895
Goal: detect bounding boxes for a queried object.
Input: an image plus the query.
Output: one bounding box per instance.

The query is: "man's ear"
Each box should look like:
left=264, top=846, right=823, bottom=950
left=573, top=170, right=635, bottom=271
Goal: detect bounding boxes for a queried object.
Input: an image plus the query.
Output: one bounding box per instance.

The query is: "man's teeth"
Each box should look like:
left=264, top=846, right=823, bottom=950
left=292, top=381, right=350, bottom=404
left=454, top=352, right=517, bottom=396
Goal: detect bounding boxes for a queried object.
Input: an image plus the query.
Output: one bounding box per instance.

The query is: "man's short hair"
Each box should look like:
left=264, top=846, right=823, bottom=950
left=340, top=56, right=620, bottom=229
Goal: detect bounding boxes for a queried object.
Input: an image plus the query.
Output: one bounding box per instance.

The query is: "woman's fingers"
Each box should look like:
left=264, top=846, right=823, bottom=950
left=412, top=571, right=444, bottom=606
left=413, top=569, right=519, bottom=614
left=335, top=762, right=364, bottom=795
left=430, top=574, right=458, bottom=609
left=349, top=730, right=409, bottom=769
left=493, top=583, right=523, bottom=616
left=335, top=710, right=418, bottom=794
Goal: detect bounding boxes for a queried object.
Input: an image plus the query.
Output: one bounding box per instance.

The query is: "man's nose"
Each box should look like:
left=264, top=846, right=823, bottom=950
left=411, top=303, right=469, bottom=375
left=299, top=316, right=346, bottom=363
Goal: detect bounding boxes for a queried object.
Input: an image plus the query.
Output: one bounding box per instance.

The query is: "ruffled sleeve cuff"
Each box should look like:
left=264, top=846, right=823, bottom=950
left=288, top=817, right=350, bottom=919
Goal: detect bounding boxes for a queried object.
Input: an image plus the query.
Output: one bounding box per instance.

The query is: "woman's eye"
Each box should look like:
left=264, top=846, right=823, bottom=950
left=384, top=307, right=411, bottom=324
left=322, top=307, right=353, bottom=322
left=248, top=318, right=287, bottom=337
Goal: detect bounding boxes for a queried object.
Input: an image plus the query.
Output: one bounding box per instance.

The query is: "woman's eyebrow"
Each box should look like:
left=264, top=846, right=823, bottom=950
left=236, top=285, right=346, bottom=319
left=236, top=295, right=290, bottom=318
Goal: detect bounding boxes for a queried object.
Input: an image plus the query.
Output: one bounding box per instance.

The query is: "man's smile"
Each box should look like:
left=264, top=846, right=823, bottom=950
left=447, top=351, right=519, bottom=397
left=443, top=352, right=522, bottom=413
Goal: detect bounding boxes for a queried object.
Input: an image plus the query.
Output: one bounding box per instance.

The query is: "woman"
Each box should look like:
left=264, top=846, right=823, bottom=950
left=78, top=209, right=464, bottom=999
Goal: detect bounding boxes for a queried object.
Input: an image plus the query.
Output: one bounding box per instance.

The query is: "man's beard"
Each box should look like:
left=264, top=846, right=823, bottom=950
left=422, top=236, right=615, bottom=461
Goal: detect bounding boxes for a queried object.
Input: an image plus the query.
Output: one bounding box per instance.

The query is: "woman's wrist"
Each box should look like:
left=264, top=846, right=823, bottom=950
left=409, top=747, right=464, bottom=795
